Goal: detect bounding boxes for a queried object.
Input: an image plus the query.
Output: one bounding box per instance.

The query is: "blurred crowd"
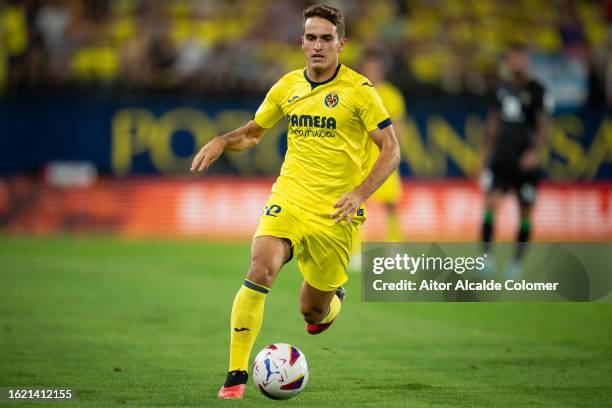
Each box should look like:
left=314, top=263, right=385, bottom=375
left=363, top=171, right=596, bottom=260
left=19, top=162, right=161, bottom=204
left=0, top=0, right=610, bottom=101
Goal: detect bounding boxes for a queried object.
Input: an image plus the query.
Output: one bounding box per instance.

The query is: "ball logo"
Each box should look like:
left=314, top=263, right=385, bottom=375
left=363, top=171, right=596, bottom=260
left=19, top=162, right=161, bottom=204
left=324, top=93, right=339, bottom=108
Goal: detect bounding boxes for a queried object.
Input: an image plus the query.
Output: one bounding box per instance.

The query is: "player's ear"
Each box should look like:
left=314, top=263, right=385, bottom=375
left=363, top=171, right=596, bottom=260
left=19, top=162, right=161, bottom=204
left=338, top=37, right=347, bottom=53
left=301, top=35, right=305, bottom=50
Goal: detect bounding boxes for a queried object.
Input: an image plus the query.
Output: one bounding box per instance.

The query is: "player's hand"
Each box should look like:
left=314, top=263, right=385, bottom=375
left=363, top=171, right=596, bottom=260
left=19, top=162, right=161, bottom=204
left=480, top=167, right=492, bottom=190
left=471, top=151, right=488, bottom=180
left=519, top=150, right=539, bottom=171
left=190, top=137, right=228, bottom=172
left=470, top=161, right=485, bottom=181
left=332, top=190, right=365, bottom=225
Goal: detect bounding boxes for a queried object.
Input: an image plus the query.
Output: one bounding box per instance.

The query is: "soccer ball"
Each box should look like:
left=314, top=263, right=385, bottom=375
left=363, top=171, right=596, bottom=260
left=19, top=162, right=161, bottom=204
left=252, top=343, right=309, bottom=400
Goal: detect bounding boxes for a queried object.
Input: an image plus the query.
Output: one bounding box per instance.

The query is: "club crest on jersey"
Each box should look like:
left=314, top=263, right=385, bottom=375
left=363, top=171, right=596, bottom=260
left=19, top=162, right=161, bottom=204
left=324, top=92, right=339, bottom=108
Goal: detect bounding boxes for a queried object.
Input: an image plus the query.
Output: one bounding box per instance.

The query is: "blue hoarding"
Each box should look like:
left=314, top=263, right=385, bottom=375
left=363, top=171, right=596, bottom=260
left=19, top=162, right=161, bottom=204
left=0, top=93, right=610, bottom=180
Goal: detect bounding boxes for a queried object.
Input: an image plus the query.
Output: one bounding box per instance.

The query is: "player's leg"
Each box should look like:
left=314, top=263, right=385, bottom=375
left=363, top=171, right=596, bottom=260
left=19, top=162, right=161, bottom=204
left=297, top=213, right=357, bottom=334
left=373, top=170, right=403, bottom=242
left=300, top=280, right=344, bottom=334
left=503, top=171, right=538, bottom=278
left=219, top=235, right=291, bottom=399
left=503, top=199, right=534, bottom=279
left=480, top=168, right=509, bottom=276
left=515, top=202, right=534, bottom=260
left=481, top=189, right=504, bottom=255
left=514, top=174, right=538, bottom=262
left=385, top=202, right=401, bottom=242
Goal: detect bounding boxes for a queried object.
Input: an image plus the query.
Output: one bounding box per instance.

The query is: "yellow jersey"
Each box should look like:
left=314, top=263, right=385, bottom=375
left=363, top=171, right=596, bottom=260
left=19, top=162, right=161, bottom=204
left=254, top=64, right=391, bottom=217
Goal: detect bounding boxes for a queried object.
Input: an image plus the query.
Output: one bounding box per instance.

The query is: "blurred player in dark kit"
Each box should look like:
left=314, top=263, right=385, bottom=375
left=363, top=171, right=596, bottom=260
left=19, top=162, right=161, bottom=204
left=481, top=44, right=553, bottom=276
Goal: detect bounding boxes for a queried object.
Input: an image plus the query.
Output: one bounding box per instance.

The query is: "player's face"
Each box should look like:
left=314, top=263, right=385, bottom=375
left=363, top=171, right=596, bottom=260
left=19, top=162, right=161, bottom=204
left=302, top=17, right=345, bottom=74
left=507, top=50, right=529, bottom=78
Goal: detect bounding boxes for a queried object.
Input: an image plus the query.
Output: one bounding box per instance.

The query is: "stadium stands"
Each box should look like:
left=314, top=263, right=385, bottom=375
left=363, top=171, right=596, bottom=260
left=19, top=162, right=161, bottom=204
left=1, top=0, right=609, bottom=103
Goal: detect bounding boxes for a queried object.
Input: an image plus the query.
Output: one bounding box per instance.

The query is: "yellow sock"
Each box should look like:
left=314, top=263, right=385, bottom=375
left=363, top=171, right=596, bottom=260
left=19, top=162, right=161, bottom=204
left=318, top=294, right=341, bottom=324
left=388, top=210, right=401, bottom=242
left=228, top=280, right=268, bottom=372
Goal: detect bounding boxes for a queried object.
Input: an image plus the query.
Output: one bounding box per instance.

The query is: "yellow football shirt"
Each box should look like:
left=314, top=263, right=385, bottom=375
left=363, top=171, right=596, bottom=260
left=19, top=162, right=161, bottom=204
left=254, top=64, right=391, bottom=217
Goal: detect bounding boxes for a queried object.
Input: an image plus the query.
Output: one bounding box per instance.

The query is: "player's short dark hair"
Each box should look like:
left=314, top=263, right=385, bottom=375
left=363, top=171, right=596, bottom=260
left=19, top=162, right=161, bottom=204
left=362, top=47, right=386, bottom=62
left=361, top=46, right=390, bottom=71
left=303, top=4, right=345, bottom=38
left=507, top=43, right=528, bottom=54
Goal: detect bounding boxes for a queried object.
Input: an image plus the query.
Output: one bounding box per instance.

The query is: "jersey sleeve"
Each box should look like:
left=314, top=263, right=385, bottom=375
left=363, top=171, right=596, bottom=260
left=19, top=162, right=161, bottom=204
left=355, top=81, right=392, bottom=133
left=540, top=90, right=555, bottom=116
left=254, top=81, right=285, bottom=129
left=488, top=89, right=501, bottom=111
left=533, top=84, right=555, bottom=116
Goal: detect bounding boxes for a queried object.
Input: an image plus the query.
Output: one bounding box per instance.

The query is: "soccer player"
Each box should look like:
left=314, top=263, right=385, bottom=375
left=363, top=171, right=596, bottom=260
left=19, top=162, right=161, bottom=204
left=360, top=48, right=407, bottom=242
left=190, top=4, right=400, bottom=400
left=480, top=44, right=552, bottom=276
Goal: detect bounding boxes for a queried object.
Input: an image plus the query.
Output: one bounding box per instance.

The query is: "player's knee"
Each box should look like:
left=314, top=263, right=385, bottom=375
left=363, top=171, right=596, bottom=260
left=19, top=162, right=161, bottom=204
left=246, top=258, right=279, bottom=288
left=485, top=195, right=499, bottom=210
left=300, top=303, right=325, bottom=324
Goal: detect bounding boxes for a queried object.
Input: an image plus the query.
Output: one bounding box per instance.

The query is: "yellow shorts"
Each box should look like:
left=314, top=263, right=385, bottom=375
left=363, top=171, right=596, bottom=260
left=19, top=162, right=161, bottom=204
left=371, top=170, right=402, bottom=204
left=254, top=194, right=364, bottom=292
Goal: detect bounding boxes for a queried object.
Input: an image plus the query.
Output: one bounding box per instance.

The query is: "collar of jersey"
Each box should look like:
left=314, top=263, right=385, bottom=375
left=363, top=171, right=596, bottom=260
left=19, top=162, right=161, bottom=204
left=303, top=64, right=342, bottom=90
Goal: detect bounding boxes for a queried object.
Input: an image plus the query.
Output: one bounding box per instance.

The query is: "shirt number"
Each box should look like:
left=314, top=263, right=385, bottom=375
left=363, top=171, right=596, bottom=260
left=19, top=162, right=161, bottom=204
left=263, top=205, right=282, bottom=217
left=501, top=95, right=524, bottom=122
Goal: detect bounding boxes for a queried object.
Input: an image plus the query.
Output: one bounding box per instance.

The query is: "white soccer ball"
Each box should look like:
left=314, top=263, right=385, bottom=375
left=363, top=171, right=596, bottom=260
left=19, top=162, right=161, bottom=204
left=252, top=343, right=309, bottom=400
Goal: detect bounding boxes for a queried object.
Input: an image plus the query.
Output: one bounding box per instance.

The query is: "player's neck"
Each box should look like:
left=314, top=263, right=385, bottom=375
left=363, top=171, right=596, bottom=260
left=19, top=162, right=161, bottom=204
left=512, top=73, right=529, bottom=87
left=305, top=63, right=340, bottom=84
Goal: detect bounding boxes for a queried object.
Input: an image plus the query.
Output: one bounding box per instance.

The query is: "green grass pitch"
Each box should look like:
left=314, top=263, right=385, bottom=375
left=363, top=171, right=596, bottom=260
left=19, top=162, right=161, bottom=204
left=1, top=237, right=611, bottom=407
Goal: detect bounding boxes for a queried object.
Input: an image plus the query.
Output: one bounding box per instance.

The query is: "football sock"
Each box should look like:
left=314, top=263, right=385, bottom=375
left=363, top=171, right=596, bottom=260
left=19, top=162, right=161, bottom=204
left=482, top=210, right=494, bottom=254
left=515, top=216, right=531, bottom=260
left=317, top=294, right=341, bottom=325
left=387, top=207, right=401, bottom=242
left=228, top=279, right=268, bottom=373
left=223, top=370, right=248, bottom=387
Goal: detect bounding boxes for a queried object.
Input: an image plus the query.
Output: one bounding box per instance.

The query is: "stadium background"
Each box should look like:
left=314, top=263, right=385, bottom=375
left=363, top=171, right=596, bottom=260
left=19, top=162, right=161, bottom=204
left=1, top=1, right=612, bottom=407
left=0, top=0, right=610, bottom=241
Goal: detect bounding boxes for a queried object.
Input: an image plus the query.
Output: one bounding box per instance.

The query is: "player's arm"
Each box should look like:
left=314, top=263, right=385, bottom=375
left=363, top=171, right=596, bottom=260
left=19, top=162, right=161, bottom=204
left=519, top=91, right=553, bottom=170
left=534, top=111, right=550, bottom=149
left=190, top=120, right=266, bottom=172
left=332, top=125, right=400, bottom=223
left=191, top=76, right=285, bottom=172
left=519, top=111, right=550, bottom=170
left=481, top=108, right=499, bottom=169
